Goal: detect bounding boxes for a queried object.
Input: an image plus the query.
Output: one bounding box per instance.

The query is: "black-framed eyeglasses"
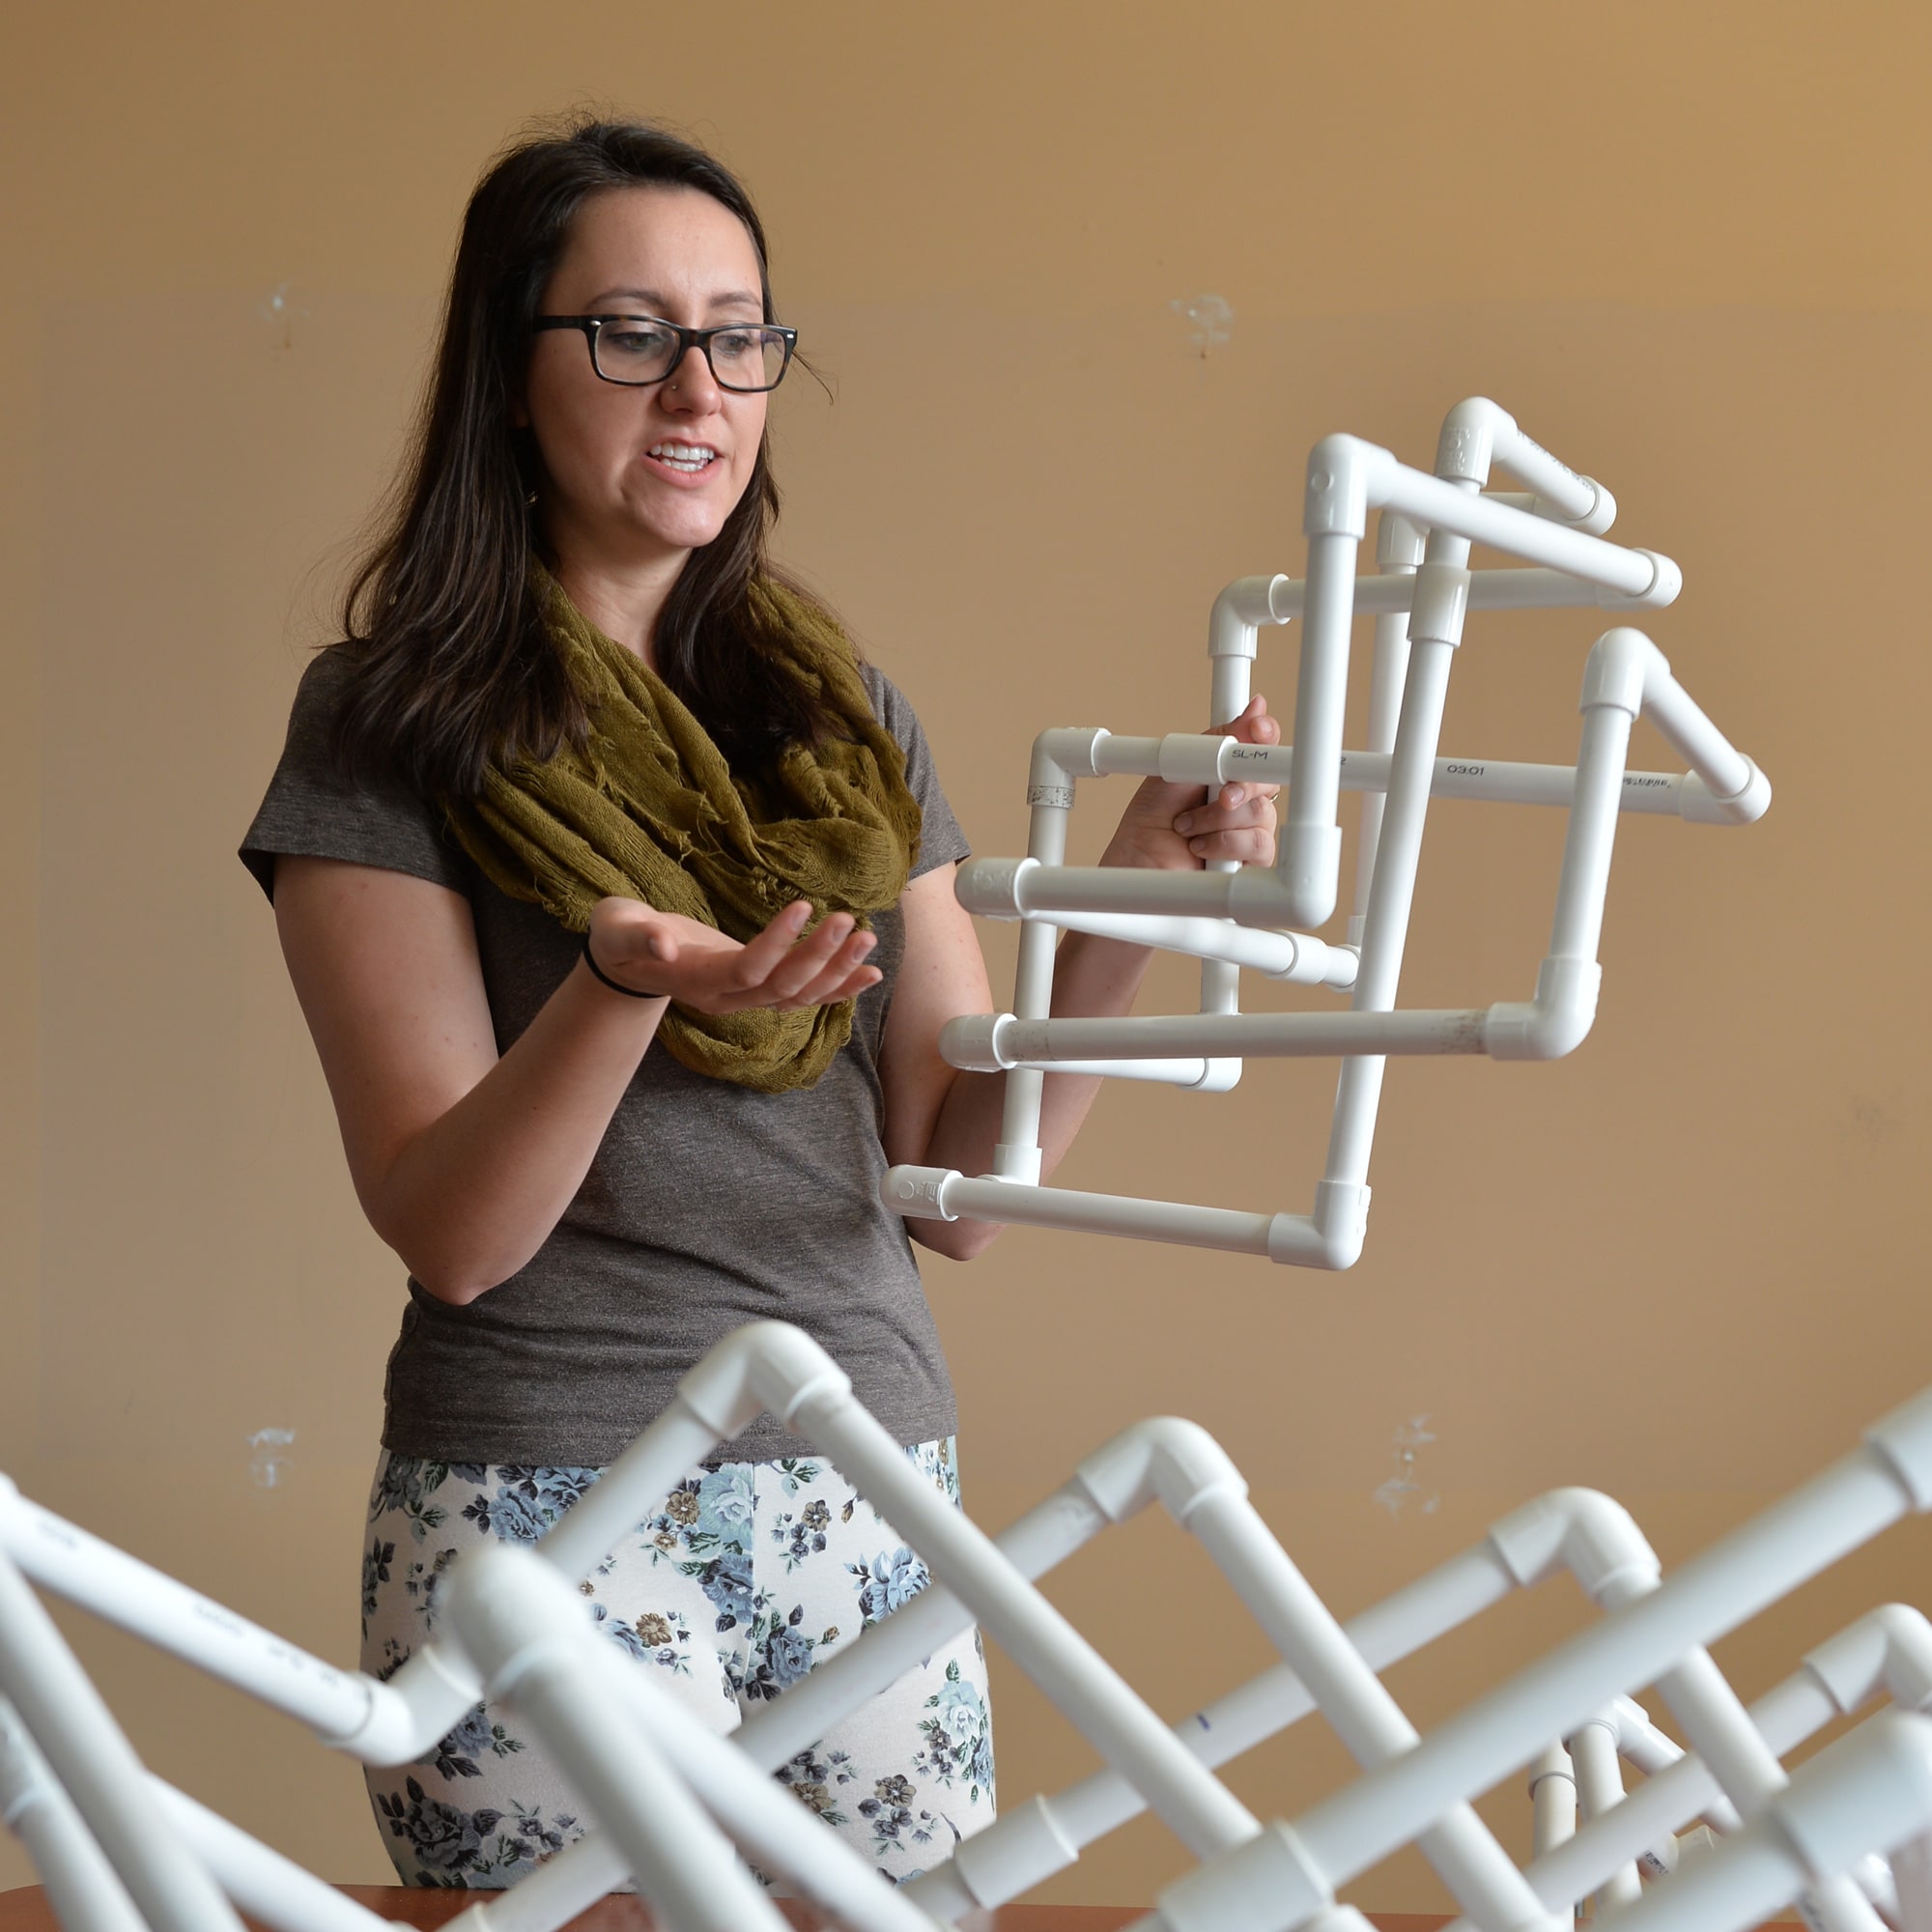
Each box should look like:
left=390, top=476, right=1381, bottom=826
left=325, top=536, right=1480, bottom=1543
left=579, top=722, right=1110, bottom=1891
left=532, top=314, right=798, bottom=393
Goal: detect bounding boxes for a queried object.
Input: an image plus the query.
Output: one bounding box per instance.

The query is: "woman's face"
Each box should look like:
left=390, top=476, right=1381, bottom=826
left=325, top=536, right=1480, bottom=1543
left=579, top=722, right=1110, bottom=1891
left=523, top=185, right=770, bottom=571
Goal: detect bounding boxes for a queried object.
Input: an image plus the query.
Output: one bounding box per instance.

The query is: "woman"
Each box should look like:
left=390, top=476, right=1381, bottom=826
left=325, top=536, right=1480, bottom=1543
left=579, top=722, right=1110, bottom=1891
left=241, top=118, right=1279, bottom=1888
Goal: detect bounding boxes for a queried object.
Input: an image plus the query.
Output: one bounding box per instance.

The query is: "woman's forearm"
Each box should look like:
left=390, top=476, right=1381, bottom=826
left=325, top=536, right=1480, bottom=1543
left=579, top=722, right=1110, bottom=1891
left=361, top=962, right=666, bottom=1304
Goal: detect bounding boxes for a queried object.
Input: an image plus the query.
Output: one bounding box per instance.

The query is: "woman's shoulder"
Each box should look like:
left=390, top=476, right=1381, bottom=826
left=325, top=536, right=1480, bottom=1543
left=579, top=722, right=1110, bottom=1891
left=850, top=662, right=971, bottom=877
left=854, top=660, right=925, bottom=749
left=239, top=645, right=469, bottom=904
left=278, top=642, right=360, bottom=747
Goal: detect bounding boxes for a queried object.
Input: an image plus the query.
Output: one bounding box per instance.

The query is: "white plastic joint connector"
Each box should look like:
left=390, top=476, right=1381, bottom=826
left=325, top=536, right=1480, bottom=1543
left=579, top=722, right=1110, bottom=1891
left=1406, top=561, right=1472, bottom=648
left=1487, top=1488, right=1662, bottom=1606
left=1305, top=435, right=1391, bottom=541
left=1211, top=577, right=1287, bottom=639
left=1486, top=956, right=1602, bottom=1062
left=1033, top=728, right=1109, bottom=795
left=992, top=1142, right=1044, bottom=1184
left=1073, top=1416, right=1248, bottom=1527
left=1158, top=734, right=1236, bottom=786
left=1375, top=510, right=1427, bottom=572
left=1225, top=867, right=1301, bottom=929
left=955, top=858, right=1036, bottom=922
left=939, top=1013, right=1014, bottom=1072
left=1541, top=477, right=1617, bottom=537
left=1580, top=628, right=1662, bottom=717
left=949, top=1795, right=1082, bottom=1907
left=1679, top=761, right=1774, bottom=826
left=1294, top=1179, right=1372, bottom=1271
left=1805, top=1605, right=1932, bottom=1717
left=1440, top=399, right=1600, bottom=533
left=321, top=1645, right=481, bottom=1762
left=672, top=1321, right=852, bottom=1439
left=1867, top=1386, right=1932, bottom=1511
left=440, top=1542, right=582, bottom=1703
left=1436, top=399, right=1502, bottom=487
left=881, top=1165, right=961, bottom=1223
left=1613, top=550, right=1681, bottom=609
left=1184, top=1059, right=1245, bottom=1094
left=1275, top=823, right=1345, bottom=932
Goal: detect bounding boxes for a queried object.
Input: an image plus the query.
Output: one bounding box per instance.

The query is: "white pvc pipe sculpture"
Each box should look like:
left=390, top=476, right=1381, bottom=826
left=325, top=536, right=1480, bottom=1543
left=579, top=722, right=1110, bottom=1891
left=7, top=1321, right=1932, bottom=1932
left=882, top=398, right=1771, bottom=1268
left=7, top=407, right=1894, bottom=1932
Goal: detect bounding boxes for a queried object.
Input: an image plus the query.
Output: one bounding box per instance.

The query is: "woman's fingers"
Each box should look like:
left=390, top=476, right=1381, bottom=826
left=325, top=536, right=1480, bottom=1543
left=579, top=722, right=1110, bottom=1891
left=765, top=918, right=877, bottom=1006
left=731, top=902, right=879, bottom=1009
left=732, top=899, right=815, bottom=984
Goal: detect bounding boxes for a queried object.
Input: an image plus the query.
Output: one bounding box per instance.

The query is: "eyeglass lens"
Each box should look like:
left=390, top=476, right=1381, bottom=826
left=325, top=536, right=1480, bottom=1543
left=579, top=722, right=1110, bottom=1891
left=594, top=320, right=789, bottom=391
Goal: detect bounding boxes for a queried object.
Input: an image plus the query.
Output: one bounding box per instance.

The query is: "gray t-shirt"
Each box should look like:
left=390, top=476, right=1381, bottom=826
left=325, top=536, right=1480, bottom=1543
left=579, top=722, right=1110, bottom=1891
left=241, top=647, right=970, bottom=1466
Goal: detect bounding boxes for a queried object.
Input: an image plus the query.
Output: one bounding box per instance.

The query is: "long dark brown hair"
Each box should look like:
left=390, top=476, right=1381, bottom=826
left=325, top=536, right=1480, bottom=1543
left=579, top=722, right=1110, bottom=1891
left=331, top=117, right=843, bottom=795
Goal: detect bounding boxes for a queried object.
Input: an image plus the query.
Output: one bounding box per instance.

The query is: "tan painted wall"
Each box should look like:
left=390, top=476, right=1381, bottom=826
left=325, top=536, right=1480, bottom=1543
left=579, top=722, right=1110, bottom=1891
left=5, top=0, right=1932, bottom=1908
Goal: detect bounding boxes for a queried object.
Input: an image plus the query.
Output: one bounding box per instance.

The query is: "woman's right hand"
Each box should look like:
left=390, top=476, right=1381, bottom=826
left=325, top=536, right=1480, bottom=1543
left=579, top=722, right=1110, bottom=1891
left=584, top=895, right=882, bottom=1014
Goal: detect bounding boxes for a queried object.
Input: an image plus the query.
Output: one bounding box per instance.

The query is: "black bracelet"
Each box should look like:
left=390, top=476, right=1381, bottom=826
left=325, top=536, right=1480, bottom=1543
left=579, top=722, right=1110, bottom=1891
left=580, top=930, right=666, bottom=1000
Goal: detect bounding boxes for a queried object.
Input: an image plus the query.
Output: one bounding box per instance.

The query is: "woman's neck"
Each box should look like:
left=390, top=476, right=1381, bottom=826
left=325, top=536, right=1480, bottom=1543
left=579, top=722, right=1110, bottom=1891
left=546, top=533, right=690, bottom=668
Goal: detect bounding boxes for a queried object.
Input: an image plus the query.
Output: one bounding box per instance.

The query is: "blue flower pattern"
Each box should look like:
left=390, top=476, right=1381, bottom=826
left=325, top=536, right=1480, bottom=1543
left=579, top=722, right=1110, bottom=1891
left=361, top=1438, right=991, bottom=1887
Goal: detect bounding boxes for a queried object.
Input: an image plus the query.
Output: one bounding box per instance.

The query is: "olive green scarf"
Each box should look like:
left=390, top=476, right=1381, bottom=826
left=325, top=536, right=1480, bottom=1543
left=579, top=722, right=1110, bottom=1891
left=443, top=568, right=922, bottom=1094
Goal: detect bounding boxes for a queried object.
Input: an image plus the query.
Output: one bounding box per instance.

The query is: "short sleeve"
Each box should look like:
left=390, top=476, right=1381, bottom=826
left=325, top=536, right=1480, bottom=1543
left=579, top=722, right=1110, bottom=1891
left=239, top=648, right=473, bottom=902
left=860, top=664, right=970, bottom=880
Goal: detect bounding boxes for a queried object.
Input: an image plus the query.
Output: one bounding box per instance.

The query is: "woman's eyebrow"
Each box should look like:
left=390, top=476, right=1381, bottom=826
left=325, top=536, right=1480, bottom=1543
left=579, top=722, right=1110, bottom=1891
left=585, top=286, right=764, bottom=313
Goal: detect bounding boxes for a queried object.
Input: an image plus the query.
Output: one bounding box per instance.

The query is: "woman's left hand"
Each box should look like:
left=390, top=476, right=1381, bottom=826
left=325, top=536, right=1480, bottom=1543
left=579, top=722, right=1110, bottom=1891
left=1098, top=695, right=1281, bottom=872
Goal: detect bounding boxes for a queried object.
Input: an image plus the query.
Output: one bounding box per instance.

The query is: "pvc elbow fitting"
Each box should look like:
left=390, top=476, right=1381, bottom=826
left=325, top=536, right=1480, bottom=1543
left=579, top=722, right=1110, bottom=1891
left=955, top=858, right=1035, bottom=921
left=1210, top=578, right=1284, bottom=639
left=1806, top=1605, right=1932, bottom=1716
left=939, top=1013, right=1013, bottom=1072
left=1032, top=728, right=1109, bottom=797
left=1435, top=399, right=1506, bottom=487
left=671, top=1321, right=851, bottom=1440
left=1438, top=399, right=1600, bottom=531
left=322, top=1643, right=481, bottom=1764
left=881, top=1165, right=962, bottom=1222
left=1540, top=476, right=1616, bottom=537
left=1283, top=1179, right=1372, bottom=1271
left=1604, top=549, right=1681, bottom=610
left=440, top=1542, right=584, bottom=1702
left=1487, top=1487, right=1662, bottom=1605
left=1305, top=434, right=1390, bottom=540
left=1485, top=958, right=1603, bottom=1062
left=1274, top=823, right=1345, bottom=931
left=1226, top=867, right=1302, bottom=929
left=1679, top=758, right=1773, bottom=826
left=1073, top=1416, right=1248, bottom=1527
left=1865, top=1385, right=1932, bottom=1510
left=1580, top=628, right=1661, bottom=718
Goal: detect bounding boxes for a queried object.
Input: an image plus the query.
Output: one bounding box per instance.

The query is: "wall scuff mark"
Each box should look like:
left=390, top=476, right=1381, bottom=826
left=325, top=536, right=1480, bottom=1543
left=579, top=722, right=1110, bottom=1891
left=1374, top=1415, right=1439, bottom=1518
left=259, top=281, right=306, bottom=350
left=248, top=1428, right=296, bottom=1490
left=1169, top=293, right=1234, bottom=357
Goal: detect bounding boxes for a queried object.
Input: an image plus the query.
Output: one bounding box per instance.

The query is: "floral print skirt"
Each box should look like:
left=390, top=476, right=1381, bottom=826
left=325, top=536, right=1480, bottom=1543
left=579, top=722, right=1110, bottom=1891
left=360, top=1439, right=995, bottom=1889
